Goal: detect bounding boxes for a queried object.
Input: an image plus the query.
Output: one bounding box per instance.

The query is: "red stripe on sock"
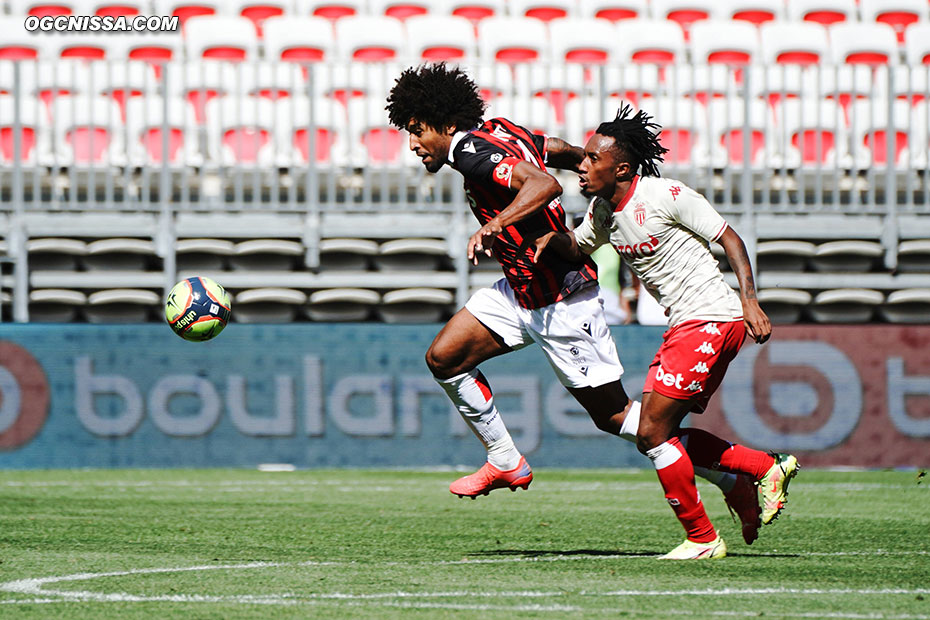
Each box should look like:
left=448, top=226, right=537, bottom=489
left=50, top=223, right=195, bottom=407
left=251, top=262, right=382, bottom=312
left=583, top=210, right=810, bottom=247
left=474, top=371, right=493, bottom=402
left=653, top=437, right=717, bottom=543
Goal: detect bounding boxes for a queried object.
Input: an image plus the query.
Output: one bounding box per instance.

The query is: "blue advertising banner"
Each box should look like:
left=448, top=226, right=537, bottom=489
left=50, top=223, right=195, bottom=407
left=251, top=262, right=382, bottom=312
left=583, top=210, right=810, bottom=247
left=2, top=324, right=929, bottom=469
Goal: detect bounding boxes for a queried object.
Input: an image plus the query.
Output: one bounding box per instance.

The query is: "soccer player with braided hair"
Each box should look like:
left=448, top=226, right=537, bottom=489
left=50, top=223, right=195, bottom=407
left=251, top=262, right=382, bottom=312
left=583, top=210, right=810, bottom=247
left=386, top=65, right=774, bottom=549
left=534, top=104, right=800, bottom=559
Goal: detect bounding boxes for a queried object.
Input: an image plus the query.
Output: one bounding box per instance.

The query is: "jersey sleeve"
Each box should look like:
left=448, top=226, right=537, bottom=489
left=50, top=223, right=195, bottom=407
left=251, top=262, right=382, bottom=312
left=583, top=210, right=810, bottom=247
left=572, top=198, right=611, bottom=254
left=666, top=183, right=729, bottom=242
left=451, top=135, right=523, bottom=190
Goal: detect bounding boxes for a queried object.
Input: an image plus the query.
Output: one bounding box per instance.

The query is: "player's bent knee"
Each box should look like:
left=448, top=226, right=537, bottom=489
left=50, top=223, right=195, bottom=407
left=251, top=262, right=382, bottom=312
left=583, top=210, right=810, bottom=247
left=424, top=343, right=460, bottom=379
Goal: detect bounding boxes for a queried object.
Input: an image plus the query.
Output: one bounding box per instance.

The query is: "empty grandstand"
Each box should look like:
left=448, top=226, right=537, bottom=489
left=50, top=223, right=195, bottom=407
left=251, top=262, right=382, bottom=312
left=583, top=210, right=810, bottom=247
left=0, top=0, right=927, bottom=324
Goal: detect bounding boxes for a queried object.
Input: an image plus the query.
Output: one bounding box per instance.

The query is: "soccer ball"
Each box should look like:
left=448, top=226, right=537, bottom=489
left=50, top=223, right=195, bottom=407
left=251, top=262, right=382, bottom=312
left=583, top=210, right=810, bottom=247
left=165, top=276, right=231, bottom=342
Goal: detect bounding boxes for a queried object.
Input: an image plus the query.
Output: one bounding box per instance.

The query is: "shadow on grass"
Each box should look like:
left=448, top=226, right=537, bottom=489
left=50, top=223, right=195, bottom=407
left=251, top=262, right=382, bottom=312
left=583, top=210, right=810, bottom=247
left=466, top=549, right=806, bottom=559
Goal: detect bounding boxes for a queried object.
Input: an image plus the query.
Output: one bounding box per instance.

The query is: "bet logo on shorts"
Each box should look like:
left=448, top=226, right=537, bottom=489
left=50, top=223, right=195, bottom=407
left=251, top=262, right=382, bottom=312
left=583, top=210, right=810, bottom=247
left=0, top=341, right=50, bottom=450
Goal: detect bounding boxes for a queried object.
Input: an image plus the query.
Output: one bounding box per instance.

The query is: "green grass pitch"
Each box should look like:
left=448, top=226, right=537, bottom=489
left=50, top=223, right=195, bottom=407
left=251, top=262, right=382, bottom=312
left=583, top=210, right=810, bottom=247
left=0, top=468, right=928, bottom=619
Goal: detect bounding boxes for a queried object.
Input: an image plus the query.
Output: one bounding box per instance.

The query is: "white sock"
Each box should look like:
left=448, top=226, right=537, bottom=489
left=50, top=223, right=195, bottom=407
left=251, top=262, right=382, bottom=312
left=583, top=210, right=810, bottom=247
left=621, top=400, right=737, bottom=492
left=436, top=369, right=521, bottom=471
left=679, top=432, right=738, bottom=493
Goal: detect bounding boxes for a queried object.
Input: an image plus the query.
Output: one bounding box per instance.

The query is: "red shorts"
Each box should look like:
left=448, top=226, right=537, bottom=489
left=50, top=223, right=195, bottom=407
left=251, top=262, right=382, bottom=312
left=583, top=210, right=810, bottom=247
left=643, top=319, right=746, bottom=413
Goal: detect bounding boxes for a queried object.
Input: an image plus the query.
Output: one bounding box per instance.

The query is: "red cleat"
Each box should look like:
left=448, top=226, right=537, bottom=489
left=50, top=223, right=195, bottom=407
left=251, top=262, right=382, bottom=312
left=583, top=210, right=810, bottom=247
left=724, top=474, right=762, bottom=545
left=449, top=456, right=533, bottom=498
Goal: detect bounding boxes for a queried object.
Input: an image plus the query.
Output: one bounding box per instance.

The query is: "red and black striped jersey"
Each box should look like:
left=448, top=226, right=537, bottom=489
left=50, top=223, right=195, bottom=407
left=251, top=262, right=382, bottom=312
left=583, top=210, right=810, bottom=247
left=448, top=117, right=597, bottom=310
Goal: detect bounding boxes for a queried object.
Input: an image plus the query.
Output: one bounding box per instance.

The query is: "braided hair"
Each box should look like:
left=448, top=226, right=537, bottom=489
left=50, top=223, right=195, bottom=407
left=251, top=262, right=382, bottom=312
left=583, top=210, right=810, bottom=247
left=594, top=103, right=668, bottom=177
left=386, top=62, right=486, bottom=132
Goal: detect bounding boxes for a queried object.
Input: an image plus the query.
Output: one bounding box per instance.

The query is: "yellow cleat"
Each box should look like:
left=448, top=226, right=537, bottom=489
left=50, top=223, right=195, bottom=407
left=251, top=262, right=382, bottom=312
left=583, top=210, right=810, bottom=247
left=658, top=535, right=727, bottom=560
left=759, top=453, right=799, bottom=525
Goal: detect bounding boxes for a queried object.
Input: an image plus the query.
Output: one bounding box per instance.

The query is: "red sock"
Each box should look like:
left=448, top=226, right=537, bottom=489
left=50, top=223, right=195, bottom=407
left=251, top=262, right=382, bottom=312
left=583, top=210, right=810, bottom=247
left=680, top=428, right=775, bottom=481
left=647, top=437, right=716, bottom=543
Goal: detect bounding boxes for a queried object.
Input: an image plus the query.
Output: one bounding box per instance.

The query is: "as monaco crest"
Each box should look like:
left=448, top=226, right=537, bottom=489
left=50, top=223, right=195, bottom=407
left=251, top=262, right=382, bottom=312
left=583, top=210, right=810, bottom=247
left=633, top=203, right=646, bottom=226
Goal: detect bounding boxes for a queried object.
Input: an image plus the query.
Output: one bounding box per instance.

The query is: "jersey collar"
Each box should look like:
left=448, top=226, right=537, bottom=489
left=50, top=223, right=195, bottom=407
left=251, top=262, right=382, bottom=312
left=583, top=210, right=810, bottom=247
left=446, top=130, right=470, bottom=165
left=613, top=175, right=640, bottom=212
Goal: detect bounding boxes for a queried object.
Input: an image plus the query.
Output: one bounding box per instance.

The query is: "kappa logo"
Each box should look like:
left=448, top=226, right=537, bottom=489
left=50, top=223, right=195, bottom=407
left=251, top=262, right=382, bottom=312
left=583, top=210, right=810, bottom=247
left=694, top=342, right=716, bottom=355
left=700, top=323, right=721, bottom=335
left=462, top=141, right=476, bottom=154
left=689, top=361, right=710, bottom=374
left=669, top=185, right=681, bottom=200
left=686, top=380, right=703, bottom=392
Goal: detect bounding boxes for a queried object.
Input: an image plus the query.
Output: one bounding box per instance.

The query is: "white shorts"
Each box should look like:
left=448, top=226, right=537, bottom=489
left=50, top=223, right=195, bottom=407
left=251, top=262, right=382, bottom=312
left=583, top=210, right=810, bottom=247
left=464, top=279, right=624, bottom=389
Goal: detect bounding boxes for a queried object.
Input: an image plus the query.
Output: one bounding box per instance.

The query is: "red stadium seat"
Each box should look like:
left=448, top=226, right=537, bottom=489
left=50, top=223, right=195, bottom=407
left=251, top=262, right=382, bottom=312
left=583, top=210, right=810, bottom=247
left=712, top=0, right=783, bottom=26
left=184, top=16, right=258, bottom=62
left=509, top=0, right=575, bottom=22
left=0, top=95, right=41, bottom=165
left=478, top=17, right=549, bottom=64
left=760, top=21, right=829, bottom=66
left=227, top=0, right=289, bottom=38
left=690, top=20, right=760, bottom=68
left=369, top=0, right=435, bottom=21
left=347, top=99, right=405, bottom=165
left=263, top=16, right=335, bottom=63
left=0, top=16, right=47, bottom=60
left=297, top=0, right=363, bottom=21
left=405, top=15, right=476, bottom=61
left=78, top=0, right=146, bottom=17
left=164, top=61, right=238, bottom=124
left=154, top=0, right=220, bottom=26
left=283, top=98, right=345, bottom=164
left=850, top=99, right=914, bottom=167
left=447, top=0, right=504, bottom=24
left=786, top=0, right=856, bottom=27
left=638, top=97, right=708, bottom=166
left=580, top=1, right=648, bottom=23
left=125, top=96, right=199, bottom=165
left=335, top=16, right=405, bottom=62
left=778, top=99, right=847, bottom=167
left=205, top=97, right=279, bottom=165
left=651, top=0, right=714, bottom=39
left=708, top=97, right=772, bottom=167
left=829, top=22, right=899, bottom=67
left=9, top=0, right=75, bottom=17
left=52, top=95, right=124, bottom=165
left=614, top=19, right=686, bottom=66
left=548, top=18, right=614, bottom=65
left=905, top=24, right=930, bottom=65
left=860, top=0, right=928, bottom=45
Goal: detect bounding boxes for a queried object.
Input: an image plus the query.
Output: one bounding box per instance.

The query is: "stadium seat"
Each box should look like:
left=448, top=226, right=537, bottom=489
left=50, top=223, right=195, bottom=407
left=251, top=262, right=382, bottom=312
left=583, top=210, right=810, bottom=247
left=670, top=64, right=738, bottom=105
left=756, top=239, right=816, bottom=271
left=278, top=96, right=348, bottom=166
left=484, top=95, right=557, bottom=134
left=446, top=0, right=505, bottom=24
left=777, top=99, right=848, bottom=168
left=317, top=238, right=378, bottom=271
left=346, top=98, right=407, bottom=166
left=580, top=0, right=649, bottom=23
left=368, top=0, right=435, bottom=21
left=0, top=95, right=43, bottom=167
left=234, top=62, right=311, bottom=100
left=711, top=0, right=783, bottom=26
left=54, top=33, right=112, bottom=61
left=808, top=288, right=884, bottom=323
left=465, top=62, right=516, bottom=101
left=613, top=19, right=686, bottom=66
left=511, top=64, right=585, bottom=124
left=708, top=97, right=774, bottom=168
left=154, top=0, right=220, bottom=26
left=377, top=287, right=454, bottom=323
left=205, top=96, right=281, bottom=166
left=650, top=0, right=714, bottom=38
left=9, top=0, right=75, bottom=17
left=859, top=0, right=928, bottom=45
left=335, top=15, right=406, bottom=62
left=810, top=240, right=884, bottom=272
left=164, top=61, right=239, bottom=124
left=84, top=288, right=160, bottom=323
left=84, top=237, right=158, bottom=271
left=51, top=95, right=125, bottom=165
left=375, top=238, right=449, bottom=271
left=509, top=0, right=575, bottom=22
left=111, top=32, right=184, bottom=71
left=296, top=0, right=363, bottom=21
left=904, top=23, right=930, bottom=65
left=880, top=288, right=930, bottom=324
left=689, top=20, right=760, bottom=68
left=263, top=16, right=338, bottom=64
left=786, top=0, right=856, bottom=27
left=548, top=18, right=615, bottom=65
left=184, top=16, right=259, bottom=62
left=745, top=65, right=806, bottom=107
left=304, top=288, right=380, bottom=321
left=26, top=237, right=87, bottom=271
left=816, top=65, right=875, bottom=120
left=759, top=21, right=829, bottom=66
left=233, top=288, right=307, bottom=323
left=757, top=288, right=812, bottom=324
left=849, top=99, right=914, bottom=167
left=125, top=96, right=200, bottom=167
left=76, top=0, right=146, bottom=17
left=602, top=64, right=662, bottom=104
left=28, top=288, right=86, bottom=322
left=897, top=239, right=930, bottom=273
left=478, top=16, right=549, bottom=64
left=563, top=94, right=628, bottom=146
left=230, top=238, right=304, bottom=271
left=175, top=237, right=234, bottom=271
left=637, top=97, right=709, bottom=167
left=404, top=15, right=477, bottom=62
left=226, top=0, right=290, bottom=37
left=879, top=65, right=929, bottom=106
left=828, top=22, right=899, bottom=67
left=0, top=16, right=48, bottom=60
left=34, top=60, right=90, bottom=118
left=89, top=60, right=159, bottom=122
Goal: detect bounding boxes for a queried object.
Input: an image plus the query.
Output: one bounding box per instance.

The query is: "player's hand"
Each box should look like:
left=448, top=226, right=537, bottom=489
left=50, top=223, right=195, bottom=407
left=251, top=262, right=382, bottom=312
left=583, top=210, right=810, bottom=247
left=531, top=231, right=557, bottom=264
left=467, top=219, right=503, bottom=265
left=742, top=298, right=771, bottom=344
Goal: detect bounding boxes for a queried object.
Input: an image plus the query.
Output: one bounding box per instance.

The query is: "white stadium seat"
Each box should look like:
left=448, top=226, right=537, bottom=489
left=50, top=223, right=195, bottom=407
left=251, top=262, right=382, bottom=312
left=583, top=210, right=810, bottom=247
left=28, top=288, right=87, bottom=322
left=711, top=0, right=783, bottom=26
left=810, top=240, right=884, bottom=273
left=175, top=238, right=234, bottom=271
left=759, top=21, right=829, bottom=66
left=334, top=15, right=407, bottom=62
left=786, top=0, right=857, bottom=27
left=478, top=16, right=549, bottom=64
left=375, top=238, right=449, bottom=272
left=231, top=238, right=304, bottom=271
left=184, top=16, right=259, bottom=62
left=859, top=0, right=928, bottom=45
left=85, top=289, right=160, bottom=323
left=689, top=20, right=760, bottom=67
left=757, top=288, right=812, bottom=324
left=612, top=19, right=686, bottom=65
left=828, top=22, right=899, bottom=67
left=755, top=240, right=816, bottom=272
left=580, top=0, right=650, bottom=23
left=233, top=287, right=308, bottom=323
left=262, top=16, right=336, bottom=64
left=318, top=238, right=378, bottom=271
left=509, top=0, right=576, bottom=22
left=404, top=14, right=477, bottom=62
left=377, top=287, right=454, bottom=323
left=305, top=287, right=380, bottom=321
left=809, top=288, right=884, bottom=323
left=84, top=237, right=158, bottom=271
left=880, top=288, right=930, bottom=324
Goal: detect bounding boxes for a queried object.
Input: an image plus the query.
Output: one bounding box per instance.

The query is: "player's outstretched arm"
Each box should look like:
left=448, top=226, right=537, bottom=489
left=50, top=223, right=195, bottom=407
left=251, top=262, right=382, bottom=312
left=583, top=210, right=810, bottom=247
left=718, top=227, right=771, bottom=344
left=532, top=230, right=583, bottom=263
left=544, top=137, right=585, bottom=172
left=467, top=161, right=562, bottom=264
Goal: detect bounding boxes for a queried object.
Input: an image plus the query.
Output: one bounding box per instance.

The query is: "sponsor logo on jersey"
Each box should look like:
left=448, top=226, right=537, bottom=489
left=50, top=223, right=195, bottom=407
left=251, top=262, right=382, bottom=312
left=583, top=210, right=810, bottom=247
left=494, top=161, right=513, bottom=182
left=694, top=342, right=716, bottom=355
left=700, top=323, right=721, bottom=335
left=490, top=152, right=503, bottom=163
left=690, top=362, right=710, bottom=374
left=634, top=202, right=646, bottom=226
left=655, top=364, right=684, bottom=389
left=614, top=234, right=659, bottom=259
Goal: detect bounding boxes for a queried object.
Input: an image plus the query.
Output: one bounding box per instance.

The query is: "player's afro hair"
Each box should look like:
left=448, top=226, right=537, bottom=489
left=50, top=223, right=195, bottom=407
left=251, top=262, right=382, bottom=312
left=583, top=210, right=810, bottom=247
left=386, top=63, right=486, bottom=132
left=595, top=103, right=668, bottom=177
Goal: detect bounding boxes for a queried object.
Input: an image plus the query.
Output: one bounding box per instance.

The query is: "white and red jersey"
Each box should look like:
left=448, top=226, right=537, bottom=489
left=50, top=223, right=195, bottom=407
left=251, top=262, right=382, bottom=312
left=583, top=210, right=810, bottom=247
left=573, top=175, right=743, bottom=327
